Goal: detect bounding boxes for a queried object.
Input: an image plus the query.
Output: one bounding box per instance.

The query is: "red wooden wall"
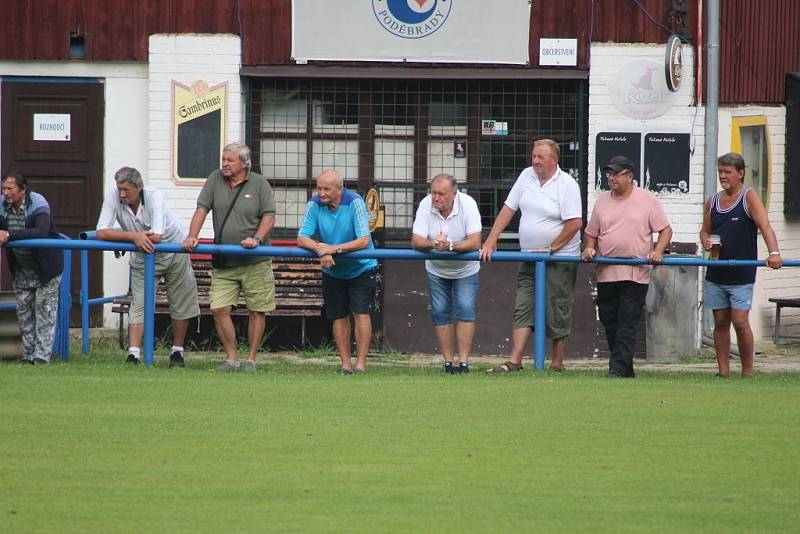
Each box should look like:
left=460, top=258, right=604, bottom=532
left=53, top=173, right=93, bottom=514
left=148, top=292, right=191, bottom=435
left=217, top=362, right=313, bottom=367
left=718, top=0, right=800, bottom=103
left=2, top=1, right=800, bottom=103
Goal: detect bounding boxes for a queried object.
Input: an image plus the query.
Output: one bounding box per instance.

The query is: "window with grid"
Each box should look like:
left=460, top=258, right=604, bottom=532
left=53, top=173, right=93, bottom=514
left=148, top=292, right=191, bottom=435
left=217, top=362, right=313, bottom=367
left=249, top=78, right=584, bottom=240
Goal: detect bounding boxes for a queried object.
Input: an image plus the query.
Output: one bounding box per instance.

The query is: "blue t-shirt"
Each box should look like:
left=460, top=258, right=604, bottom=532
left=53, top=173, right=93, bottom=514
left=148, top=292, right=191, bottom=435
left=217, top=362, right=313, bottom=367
left=298, top=189, right=378, bottom=279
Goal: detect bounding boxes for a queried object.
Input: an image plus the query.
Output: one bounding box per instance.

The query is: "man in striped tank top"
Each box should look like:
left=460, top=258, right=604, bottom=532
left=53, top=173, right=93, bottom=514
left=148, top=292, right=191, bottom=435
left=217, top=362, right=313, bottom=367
left=700, top=152, right=783, bottom=378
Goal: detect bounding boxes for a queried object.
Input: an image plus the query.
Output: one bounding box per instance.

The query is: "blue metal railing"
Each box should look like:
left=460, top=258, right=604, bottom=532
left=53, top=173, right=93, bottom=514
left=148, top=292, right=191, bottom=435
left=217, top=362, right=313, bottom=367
left=78, top=232, right=128, bottom=354
left=1, top=235, right=72, bottom=359
left=4, top=237, right=799, bottom=368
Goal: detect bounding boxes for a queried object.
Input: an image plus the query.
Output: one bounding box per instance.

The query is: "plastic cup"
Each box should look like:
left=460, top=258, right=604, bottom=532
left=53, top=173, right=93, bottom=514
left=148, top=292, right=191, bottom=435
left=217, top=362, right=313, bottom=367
left=709, top=234, right=721, bottom=260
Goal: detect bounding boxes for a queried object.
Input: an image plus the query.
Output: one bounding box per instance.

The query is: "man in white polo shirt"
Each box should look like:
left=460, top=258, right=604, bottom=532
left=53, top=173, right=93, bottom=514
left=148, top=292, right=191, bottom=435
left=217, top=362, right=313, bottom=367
left=480, top=139, right=582, bottom=372
left=96, top=167, right=199, bottom=367
left=412, top=174, right=482, bottom=374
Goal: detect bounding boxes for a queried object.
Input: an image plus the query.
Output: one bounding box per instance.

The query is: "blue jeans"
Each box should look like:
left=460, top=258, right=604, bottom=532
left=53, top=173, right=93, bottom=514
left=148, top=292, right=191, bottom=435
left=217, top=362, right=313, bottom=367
left=426, top=272, right=479, bottom=326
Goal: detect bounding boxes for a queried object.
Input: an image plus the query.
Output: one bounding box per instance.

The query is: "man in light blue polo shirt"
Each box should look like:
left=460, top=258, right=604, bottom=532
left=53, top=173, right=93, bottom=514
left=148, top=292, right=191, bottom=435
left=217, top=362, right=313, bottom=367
left=297, top=170, right=378, bottom=374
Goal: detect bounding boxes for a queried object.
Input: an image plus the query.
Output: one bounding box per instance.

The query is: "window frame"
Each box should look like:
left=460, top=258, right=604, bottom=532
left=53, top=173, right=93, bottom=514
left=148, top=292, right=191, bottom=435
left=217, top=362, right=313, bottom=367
left=730, top=114, right=771, bottom=208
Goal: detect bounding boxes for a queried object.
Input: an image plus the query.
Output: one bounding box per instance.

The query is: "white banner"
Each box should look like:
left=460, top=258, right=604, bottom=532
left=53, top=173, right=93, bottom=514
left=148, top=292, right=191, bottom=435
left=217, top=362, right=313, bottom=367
left=292, top=0, right=531, bottom=64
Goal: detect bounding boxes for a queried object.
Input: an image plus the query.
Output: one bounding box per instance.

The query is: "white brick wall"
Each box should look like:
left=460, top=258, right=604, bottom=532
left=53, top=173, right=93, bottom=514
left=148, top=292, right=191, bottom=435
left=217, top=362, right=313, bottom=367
left=590, top=43, right=800, bottom=342
left=147, top=34, right=244, bottom=236
left=588, top=43, right=705, bottom=245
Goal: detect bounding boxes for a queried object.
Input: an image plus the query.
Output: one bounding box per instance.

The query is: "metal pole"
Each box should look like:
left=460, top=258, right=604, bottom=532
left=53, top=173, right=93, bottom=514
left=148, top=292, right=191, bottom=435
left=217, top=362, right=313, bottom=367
left=533, top=260, right=547, bottom=370
left=55, top=249, right=72, bottom=360
left=704, top=0, right=720, bottom=195
left=702, top=0, right=721, bottom=342
left=80, top=249, right=90, bottom=354
left=143, top=253, right=156, bottom=366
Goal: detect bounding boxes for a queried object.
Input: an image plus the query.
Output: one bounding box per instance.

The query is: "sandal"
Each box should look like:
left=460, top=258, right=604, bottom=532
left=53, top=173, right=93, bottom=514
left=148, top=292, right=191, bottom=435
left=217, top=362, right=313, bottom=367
left=486, top=361, right=523, bottom=373
left=339, top=368, right=354, bottom=375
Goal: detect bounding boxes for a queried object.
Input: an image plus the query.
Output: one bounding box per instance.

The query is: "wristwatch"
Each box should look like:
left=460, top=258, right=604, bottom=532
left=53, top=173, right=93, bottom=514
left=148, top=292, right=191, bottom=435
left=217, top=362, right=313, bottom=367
left=448, top=240, right=454, bottom=252
left=335, top=247, right=343, bottom=254
left=253, top=236, right=262, bottom=244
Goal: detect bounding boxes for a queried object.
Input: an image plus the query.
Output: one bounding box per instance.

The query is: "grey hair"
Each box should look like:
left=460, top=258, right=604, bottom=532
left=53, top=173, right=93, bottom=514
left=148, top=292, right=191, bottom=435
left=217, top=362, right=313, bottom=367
left=319, top=169, right=344, bottom=188
left=114, top=167, right=144, bottom=189
left=431, top=173, right=457, bottom=190
left=717, top=152, right=746, bottom=172
left=533, top=138, right=560, bottom=161
left=224, top=142, right=252, bottom=170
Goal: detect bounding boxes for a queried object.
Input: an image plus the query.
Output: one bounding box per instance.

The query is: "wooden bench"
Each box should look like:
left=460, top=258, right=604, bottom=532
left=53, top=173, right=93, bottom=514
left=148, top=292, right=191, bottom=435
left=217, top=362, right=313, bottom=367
left=769, top=298, right=800, bottom=345
left=111, top=243, right=324, bottom=349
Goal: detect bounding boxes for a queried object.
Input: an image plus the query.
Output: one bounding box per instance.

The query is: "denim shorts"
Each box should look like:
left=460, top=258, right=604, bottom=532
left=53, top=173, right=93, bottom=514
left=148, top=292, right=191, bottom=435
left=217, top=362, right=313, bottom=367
left=704, top=280, right=754, bottom=310
left=426, top=271, right=479, bottom=326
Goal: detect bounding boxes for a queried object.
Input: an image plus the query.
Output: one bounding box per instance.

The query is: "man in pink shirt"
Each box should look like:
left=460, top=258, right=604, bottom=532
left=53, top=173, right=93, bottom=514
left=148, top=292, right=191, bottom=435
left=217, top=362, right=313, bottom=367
left=582, top=156, right=672, bottom=377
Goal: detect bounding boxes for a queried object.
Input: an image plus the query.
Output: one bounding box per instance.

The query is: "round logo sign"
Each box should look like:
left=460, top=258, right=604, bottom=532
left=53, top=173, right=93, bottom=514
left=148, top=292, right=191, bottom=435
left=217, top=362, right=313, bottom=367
left=664, top=35, right=683, bottom=92
left=372, top=0, right=452, bottom=39
left=609, top=59, right=679, bottom=120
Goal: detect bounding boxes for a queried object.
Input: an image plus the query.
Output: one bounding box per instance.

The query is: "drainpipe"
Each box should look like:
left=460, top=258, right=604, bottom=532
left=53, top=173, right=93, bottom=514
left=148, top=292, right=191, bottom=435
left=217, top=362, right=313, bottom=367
left=701, top=0, right=732, bottom=351
left=704, top=0, right=719, bottom=201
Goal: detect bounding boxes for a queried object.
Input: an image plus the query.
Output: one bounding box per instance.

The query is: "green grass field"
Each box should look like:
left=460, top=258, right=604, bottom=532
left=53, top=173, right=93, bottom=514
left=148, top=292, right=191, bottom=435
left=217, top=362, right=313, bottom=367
left=2, top=351, right=799, bottom=533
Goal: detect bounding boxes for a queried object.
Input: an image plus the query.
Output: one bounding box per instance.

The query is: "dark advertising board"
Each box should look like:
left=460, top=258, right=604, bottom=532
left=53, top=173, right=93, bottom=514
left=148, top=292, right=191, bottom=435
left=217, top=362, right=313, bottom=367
left=595, top=132, right=641, bottom=190
left=643, top=133, right=690, bottom=193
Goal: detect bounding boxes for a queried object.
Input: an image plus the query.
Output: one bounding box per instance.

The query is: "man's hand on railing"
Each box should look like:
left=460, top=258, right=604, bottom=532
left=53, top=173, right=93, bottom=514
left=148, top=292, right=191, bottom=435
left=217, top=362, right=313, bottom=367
left=478, top=237, right=498, bottom=262
left=648, top=250, right=664, bottom=263
left=241, top=237, right=260, bottom=249
left=581, top=247, right=596, bottom=262
left=766, top=252, right=783, bottom=270
left=320, top=254, right=336, bottom=269
left=181, top=237, right=199, bottom=251
left=132, top=232, right=156, bottom=253
left=315, top=242, right=337, bottom=257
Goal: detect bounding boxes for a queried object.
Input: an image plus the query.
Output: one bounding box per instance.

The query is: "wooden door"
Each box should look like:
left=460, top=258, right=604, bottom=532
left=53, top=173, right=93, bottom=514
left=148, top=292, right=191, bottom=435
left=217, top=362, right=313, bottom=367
left=1, top=80, right=104, bottom=326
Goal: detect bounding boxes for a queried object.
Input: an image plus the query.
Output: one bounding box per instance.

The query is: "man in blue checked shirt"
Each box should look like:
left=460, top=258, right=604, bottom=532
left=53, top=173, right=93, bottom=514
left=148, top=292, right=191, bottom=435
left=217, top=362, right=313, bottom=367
left=297, top=170, right=378, bottom=375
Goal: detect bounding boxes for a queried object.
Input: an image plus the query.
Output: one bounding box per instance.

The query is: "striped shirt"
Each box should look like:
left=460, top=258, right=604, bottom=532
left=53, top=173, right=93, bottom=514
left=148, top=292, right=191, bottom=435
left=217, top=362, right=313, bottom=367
left=5, top=205, right=37, bottom=271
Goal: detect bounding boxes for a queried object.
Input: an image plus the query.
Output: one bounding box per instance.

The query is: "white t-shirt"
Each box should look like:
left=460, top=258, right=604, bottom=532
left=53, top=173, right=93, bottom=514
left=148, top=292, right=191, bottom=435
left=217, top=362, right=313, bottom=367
left=96, top=186, right=186, bottom=263
left=504, top=166, right=582, bottom=256
left=412, top=191, right=482, bottom=279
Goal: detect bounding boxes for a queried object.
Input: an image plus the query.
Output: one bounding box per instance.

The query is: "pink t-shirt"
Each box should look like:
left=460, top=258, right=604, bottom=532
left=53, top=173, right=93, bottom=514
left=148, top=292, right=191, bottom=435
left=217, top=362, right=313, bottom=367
left=585, top=188, right=671, bottom=284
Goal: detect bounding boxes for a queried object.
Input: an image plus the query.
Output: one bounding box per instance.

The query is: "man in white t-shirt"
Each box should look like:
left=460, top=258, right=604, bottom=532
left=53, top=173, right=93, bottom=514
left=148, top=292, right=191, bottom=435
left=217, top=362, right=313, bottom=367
left=480, top=139, right=582, bottom=372
left=96, top=167, right=199, bottom=367
left=412, top=174, right=482, bottom=373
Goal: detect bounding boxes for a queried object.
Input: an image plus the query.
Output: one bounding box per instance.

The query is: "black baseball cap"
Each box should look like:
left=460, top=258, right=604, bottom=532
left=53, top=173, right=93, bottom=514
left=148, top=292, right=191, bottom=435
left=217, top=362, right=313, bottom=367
left=603, top=155, right=636, bottom=174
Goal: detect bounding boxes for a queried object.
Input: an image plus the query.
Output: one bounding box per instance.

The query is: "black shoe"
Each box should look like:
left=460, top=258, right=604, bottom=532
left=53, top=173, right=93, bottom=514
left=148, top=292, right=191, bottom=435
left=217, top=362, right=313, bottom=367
left=169, top=351, right=185, bottom=368
left=19, top=358, right=34, bottom=365
left=127, top=353, right=141, bottom=365
left=32, top=357, right=49, bottom=365
left=457, top=362, right=470, bottom=374
left=443, top=362, right=455, bottom=374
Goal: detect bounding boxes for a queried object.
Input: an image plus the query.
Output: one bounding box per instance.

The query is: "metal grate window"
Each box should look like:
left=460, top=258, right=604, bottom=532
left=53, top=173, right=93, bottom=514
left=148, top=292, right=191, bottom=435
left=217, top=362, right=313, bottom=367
left=249, top=78, right=584, bottom=240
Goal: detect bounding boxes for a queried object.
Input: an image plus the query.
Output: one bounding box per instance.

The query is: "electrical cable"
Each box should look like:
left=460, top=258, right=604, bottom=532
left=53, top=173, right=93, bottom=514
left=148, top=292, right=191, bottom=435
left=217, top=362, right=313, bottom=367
left=631, top=0, right=689, bottom=42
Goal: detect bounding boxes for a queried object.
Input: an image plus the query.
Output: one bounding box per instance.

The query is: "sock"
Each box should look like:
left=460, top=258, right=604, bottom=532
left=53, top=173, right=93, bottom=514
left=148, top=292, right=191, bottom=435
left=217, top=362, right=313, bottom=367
left=171, top=346, right=184, bottom=353
left=128, top=347, right=141, bottom=359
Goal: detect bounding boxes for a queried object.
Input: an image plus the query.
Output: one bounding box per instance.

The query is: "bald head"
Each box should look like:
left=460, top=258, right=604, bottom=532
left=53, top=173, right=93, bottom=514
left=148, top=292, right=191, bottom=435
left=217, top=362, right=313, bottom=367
left=316, top=169, right=344, bottom=208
